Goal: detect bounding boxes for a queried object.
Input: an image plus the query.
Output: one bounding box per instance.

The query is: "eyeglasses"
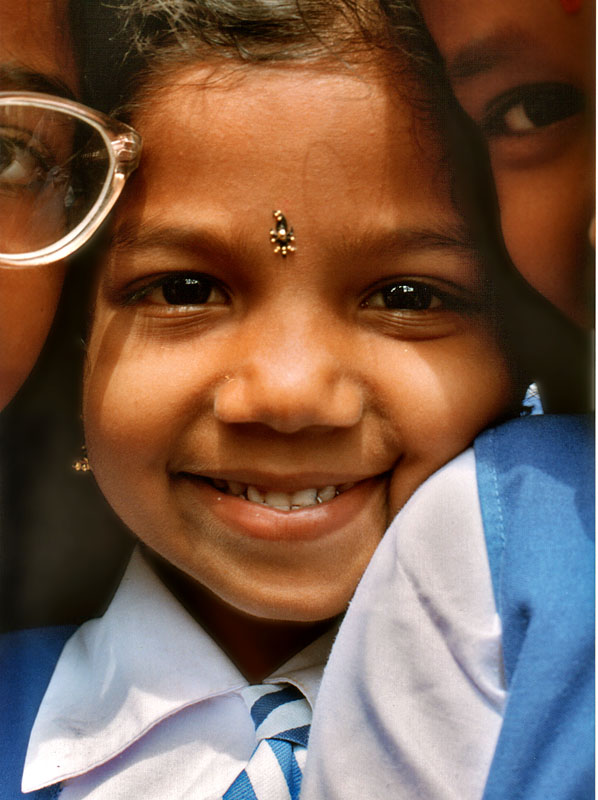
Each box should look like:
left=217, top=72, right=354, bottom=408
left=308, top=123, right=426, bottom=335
left=0, top=92, right=142, bottom=268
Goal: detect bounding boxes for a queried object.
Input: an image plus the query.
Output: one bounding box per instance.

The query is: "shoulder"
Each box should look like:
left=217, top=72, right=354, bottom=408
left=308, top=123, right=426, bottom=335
left=473, top=414, right=594, bottom=631
left=474, top=412, right=593, bottom=483
left=0, top=625, right=76, bottom=696
left=0, top=626, right=76, bottom=800
left=473, top=415, right=595, bottom=800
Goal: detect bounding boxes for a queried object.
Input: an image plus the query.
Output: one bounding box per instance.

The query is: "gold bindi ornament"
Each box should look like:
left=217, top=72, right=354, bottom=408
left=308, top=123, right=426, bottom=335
left=270, top=210, right=295, bottom=257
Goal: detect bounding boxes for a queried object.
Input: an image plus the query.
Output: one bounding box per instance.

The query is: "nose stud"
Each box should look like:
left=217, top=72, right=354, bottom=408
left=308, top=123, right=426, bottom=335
left=270, top=210, right=295, bottom=257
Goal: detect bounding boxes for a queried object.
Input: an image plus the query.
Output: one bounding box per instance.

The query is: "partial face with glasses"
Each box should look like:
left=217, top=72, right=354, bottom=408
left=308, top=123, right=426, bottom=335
left=0, top=0, right=74, bottom=408
left=0, top=91, right=140, bottom=407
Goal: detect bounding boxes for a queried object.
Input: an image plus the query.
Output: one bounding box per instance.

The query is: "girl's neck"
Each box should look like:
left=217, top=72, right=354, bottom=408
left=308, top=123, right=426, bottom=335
left=143, top=547, right=337, bottom=683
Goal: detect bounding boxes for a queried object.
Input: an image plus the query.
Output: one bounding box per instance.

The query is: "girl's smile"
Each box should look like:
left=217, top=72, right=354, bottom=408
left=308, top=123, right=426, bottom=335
left=173, top=471, right=386, bottom=541
left=84, top=60, right=520, bottom=624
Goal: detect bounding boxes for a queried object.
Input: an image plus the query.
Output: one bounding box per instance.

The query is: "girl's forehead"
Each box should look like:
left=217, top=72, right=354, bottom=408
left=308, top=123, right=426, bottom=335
left=106, top=57, right=473, bottom=291
left=133, top=56, right=427, bottom=125
left=131, top=58, right=445, bottom=174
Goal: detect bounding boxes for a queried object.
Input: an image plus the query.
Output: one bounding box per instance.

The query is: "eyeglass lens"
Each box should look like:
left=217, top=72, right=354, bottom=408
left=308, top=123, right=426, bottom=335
left=0, top=103, right=111, bottom=255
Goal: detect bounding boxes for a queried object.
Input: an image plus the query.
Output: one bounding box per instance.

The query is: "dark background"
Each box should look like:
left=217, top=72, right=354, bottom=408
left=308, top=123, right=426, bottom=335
left=0, top=244, right=133, bottom=632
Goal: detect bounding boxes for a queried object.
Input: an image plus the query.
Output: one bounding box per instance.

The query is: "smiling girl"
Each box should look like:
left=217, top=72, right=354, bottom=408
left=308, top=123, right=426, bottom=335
left=2, top=1, right=549, bottom=798
left=82, top=59, right=519, bottom=634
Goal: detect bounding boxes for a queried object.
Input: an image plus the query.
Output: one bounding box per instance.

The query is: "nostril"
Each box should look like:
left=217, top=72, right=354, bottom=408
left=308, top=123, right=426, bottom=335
left=213, top=371, right=363, bottom=431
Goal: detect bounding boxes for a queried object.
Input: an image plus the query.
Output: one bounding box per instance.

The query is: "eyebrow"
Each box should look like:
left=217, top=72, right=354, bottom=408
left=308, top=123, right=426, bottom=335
left=0, top=64, right=76, bottom=99
left=334, top=223, right=476, bottom=263
left=110, top=220, right=258, bottom=265
left=446, top=27, right=535, bottom=83
left=111, top=220, right=475, bottom=263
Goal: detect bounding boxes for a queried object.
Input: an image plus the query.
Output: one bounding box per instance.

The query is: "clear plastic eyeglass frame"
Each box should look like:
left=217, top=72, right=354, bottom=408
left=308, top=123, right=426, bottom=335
left=0, top=92, right=142, bottom=268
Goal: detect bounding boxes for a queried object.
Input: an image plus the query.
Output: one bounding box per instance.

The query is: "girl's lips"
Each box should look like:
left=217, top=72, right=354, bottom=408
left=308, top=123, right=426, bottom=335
left=174, top=473, right=387, bottom=542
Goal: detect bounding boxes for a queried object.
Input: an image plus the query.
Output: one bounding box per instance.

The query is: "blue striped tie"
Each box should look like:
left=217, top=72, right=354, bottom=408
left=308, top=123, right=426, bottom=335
left=223, top=683, right=311, bottom=800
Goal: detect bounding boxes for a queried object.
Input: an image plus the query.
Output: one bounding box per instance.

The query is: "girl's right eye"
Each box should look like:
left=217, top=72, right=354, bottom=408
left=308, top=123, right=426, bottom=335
left=481, top=82, right=585, bottom=137
left=125, top=273, right=229, bottom=308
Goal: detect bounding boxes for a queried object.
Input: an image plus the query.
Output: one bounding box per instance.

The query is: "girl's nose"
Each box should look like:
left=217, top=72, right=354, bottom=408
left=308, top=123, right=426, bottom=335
left=213, top=316, right=364, bottom=434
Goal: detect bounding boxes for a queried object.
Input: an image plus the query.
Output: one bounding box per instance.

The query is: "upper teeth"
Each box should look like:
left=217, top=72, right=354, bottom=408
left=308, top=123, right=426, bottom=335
left=210, top=479, right=354, bottom=509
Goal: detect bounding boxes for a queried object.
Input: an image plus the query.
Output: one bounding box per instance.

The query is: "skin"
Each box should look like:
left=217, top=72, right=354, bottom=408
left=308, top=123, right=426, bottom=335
left=0, top=0, right=76, bottom=409
left=84, top=62, right=520, bottom=677
left=418, top=0, right=595, bottom=327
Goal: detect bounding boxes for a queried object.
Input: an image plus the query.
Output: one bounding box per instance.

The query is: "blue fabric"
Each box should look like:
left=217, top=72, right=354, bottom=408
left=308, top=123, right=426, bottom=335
left=0, top=625, right=75, bottom=800
left=268, top=737, right=303, bottom=799
left=224, top=683, right=310, bottom=799
left=250, top=685, right=303, bottom=727
left=223, top=770, right=258, bottom=800
left=273, top=725, right=310, bottom=748
left=474, top=415, right=594, bottom=800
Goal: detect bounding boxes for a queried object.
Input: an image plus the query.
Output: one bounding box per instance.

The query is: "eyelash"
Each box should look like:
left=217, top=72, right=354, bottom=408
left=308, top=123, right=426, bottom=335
left=122, top=273, right=230, bottom=308
left=123, top=274, right=462, bottom=313
left=481, top=82, right=585, bottom=137
left=360, top=279, right=464, bottom=313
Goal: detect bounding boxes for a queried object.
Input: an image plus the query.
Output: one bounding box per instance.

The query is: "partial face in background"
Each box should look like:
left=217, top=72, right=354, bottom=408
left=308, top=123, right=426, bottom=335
left=419, top=0, right=595, bottom=327
left=0, top=0, right=76, bottom=409
left=84, top=62, right=518, bottom=624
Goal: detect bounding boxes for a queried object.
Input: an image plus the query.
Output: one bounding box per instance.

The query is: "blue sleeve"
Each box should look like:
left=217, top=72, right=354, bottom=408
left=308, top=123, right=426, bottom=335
left=474, top=415, right=594, bottom=800
left=0, top=626, right=76, bottom=800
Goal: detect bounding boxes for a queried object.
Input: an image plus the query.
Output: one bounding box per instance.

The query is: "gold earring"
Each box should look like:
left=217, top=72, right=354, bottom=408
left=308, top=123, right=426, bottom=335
left=270, top=210, right=295, bottom=257
left=72, top=446, right=92, bottom=473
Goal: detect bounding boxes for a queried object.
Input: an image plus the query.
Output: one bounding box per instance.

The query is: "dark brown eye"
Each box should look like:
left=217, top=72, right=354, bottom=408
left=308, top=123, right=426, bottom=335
left=381, top=282, right=433, bottom=310
left=161, top=275, right=214, bottom=305
left=483, top=83, right=585, bottom=136
left=126, top=273, right=230, bottom=307
left=363, top=281, right=439, bottom=311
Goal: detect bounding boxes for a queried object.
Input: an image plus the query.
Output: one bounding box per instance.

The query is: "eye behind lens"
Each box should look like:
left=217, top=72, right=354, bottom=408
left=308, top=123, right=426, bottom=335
left=0, top=105, right=111, bottom=256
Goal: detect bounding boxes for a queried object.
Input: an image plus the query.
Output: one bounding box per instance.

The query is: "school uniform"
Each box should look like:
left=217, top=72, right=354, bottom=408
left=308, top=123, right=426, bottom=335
left=1, top=550, right=334, bottom=799
left=3, top=415, right=593, bottom=799
left=301, top=414, right=594, bottom=800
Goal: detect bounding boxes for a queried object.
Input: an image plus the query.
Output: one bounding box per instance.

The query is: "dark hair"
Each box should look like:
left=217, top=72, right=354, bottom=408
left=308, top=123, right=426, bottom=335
left=71, top=0, right=437, bottom=113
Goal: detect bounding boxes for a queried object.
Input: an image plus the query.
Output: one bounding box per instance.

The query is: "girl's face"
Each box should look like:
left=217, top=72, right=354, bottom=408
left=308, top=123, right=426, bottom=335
left=84, top=62, right=517, bottom=623
left=419, top=0, right=595, bottom=327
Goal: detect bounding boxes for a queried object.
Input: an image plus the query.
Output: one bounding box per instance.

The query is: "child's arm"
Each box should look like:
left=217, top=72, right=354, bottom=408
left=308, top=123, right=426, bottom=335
left=302, top=414, right=594, bottom=800
left=301, top=447, right=505, bottom=800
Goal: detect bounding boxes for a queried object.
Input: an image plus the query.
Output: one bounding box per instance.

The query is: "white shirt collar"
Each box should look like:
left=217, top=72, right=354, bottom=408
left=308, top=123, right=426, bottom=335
left=23, top=549, right=336, bottom=792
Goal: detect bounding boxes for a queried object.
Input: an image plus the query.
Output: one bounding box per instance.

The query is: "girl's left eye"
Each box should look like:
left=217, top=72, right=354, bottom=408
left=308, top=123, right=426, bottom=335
left=482, top=82, right=585, bottom=136
left=126, top=273, right=229, bottom=307
left=361, top=280, right=443, bottom=311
